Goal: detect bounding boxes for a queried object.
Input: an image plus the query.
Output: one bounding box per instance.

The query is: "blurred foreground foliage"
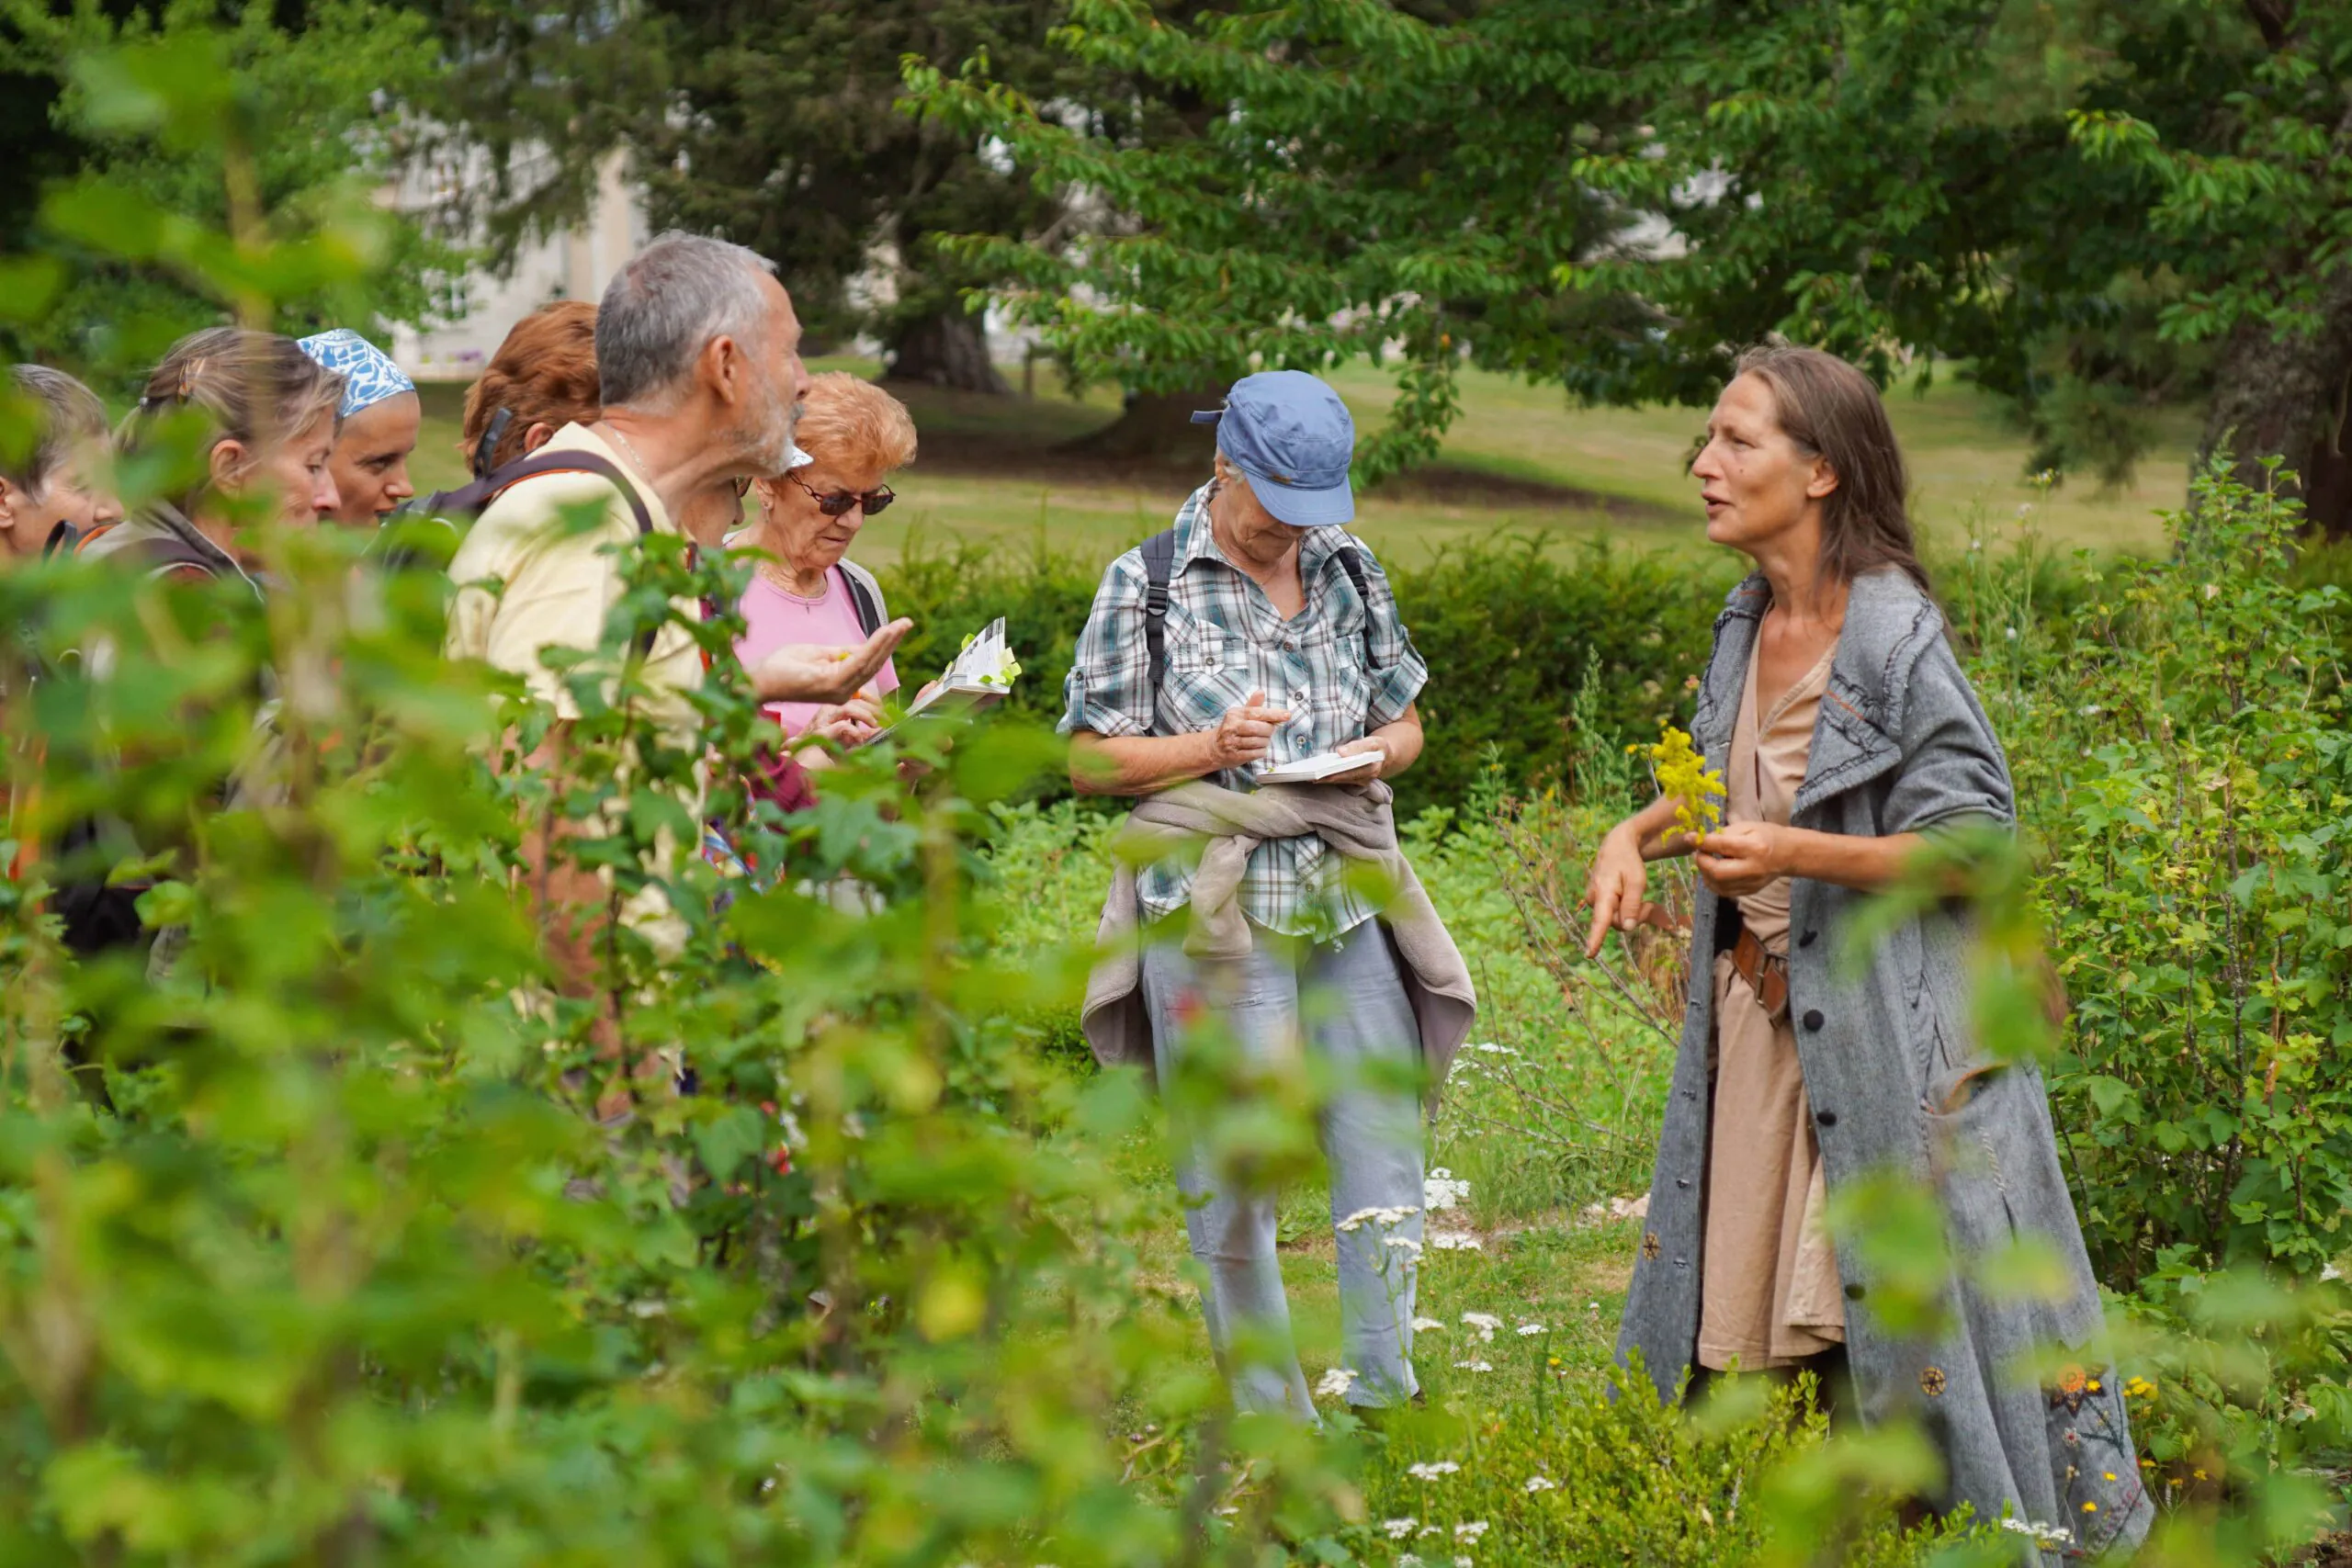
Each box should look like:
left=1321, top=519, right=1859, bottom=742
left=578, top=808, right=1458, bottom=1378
left=0, top=17, right=2346, bottom=1568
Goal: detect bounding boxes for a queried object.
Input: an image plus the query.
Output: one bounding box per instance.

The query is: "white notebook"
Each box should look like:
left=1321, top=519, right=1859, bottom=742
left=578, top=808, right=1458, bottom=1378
left=1257, top=750, right=1380, bottom=784
left=892, top=617, right=1019, bottom=726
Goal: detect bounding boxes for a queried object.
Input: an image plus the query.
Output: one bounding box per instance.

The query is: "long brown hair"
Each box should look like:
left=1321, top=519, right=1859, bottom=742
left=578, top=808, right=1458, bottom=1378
left=1733, top=344, right=1929, bottom=592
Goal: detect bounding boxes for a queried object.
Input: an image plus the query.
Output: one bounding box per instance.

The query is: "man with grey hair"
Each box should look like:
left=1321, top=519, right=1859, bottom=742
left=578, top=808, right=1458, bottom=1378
left=447, top=233, right=907, bottom=1067
left=2, top=364, right=121, bottom=561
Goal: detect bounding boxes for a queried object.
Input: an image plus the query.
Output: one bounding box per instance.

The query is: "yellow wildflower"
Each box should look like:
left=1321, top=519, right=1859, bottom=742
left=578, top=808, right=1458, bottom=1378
left=2082, top=1502, right=2098, bottom=1514
left=1632, top=724, right=1724, bottom=845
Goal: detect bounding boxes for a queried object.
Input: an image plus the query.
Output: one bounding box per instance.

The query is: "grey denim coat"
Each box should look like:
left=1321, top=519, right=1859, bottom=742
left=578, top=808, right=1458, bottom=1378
left=1615, top=570, right=2153, bottom=1559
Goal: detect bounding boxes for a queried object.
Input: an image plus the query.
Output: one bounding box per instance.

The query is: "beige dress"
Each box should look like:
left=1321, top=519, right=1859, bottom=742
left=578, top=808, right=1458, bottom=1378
left=1697, top=639, right=1847, bottom=1371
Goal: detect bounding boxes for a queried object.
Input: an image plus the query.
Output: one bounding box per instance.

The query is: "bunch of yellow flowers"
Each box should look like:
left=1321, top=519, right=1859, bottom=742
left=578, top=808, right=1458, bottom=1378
left=1630, top=724, right=1725, bottom=846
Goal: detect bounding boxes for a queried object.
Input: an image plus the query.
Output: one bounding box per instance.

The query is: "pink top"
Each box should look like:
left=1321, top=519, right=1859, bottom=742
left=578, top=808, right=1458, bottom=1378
left=733, top=565, right=900, bottom=736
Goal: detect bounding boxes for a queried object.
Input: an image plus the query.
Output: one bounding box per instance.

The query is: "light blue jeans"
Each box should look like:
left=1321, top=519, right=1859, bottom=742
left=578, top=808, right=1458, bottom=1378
left=1140, top=920, right=1425, bottom=1418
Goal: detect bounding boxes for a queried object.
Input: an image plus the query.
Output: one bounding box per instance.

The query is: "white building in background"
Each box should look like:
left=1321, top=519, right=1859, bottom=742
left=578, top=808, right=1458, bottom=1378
left=386, top=149, right=649, bottom=383
left=381, top=142, right=1036, bottom=381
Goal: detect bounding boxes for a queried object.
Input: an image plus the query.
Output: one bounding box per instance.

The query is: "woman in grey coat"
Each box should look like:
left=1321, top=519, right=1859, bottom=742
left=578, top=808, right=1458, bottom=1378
left=1586, top=347, right=2151, bottom=1557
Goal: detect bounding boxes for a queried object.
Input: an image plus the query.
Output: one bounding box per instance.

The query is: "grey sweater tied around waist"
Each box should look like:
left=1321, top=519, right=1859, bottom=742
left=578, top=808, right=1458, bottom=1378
left=1080, top=778, right=1478, bottom=1103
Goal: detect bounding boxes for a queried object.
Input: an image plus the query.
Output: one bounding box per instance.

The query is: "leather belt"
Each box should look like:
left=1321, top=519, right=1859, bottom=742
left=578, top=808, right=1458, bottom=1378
left=1728, top=924, right=1791, bottom=1024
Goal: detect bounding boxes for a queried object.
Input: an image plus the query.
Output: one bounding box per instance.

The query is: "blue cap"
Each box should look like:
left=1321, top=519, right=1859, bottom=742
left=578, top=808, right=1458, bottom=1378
left=1190, top=369, right=1355, bottom=527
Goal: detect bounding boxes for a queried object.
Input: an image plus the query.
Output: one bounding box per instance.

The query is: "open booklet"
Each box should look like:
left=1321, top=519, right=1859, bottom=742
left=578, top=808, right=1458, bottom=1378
left=1255, top=750, right=1382, bottom=784
left=887, top=617, right=1021, bottom=728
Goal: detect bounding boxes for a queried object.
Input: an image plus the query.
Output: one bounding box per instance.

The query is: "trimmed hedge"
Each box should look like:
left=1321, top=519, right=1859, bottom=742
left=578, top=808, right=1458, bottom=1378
left=873, top=533, right=1733, bottom=815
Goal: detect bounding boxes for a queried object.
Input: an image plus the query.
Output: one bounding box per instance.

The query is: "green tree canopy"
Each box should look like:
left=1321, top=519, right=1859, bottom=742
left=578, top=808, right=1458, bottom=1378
left=423, top=0, right=1114, bottom=392
left=913, top=0, right=2352, bottom=523
left=0, top=0, right=458, bottom=389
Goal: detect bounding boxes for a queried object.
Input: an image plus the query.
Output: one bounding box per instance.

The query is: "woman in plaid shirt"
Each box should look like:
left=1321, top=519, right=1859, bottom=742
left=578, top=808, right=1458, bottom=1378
left=1060, top=370, right=1433, bottom=1419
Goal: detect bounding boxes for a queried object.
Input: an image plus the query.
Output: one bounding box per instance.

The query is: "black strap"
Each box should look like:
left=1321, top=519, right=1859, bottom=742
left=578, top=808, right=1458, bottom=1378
left=1140, top=526, right=1178, bottom=706
left=47, top=518, right=220, bottom=581
left=406, top=447, right=656, bottom=540
left=837, top=563, right=882, bottom=637
left=1137, top=526, right=1375, bottom=715
left=405, top=446, right=662, bottom=659
left=471, top=407, right=515, bottom=481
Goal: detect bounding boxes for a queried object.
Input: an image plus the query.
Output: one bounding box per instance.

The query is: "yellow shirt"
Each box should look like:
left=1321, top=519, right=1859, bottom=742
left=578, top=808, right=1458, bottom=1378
left=444, top=423, right=703, bottom=717
left=445, top=423, right=704, bottom=956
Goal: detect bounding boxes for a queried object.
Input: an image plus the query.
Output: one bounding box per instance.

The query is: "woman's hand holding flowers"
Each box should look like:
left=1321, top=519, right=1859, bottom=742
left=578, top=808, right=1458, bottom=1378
left=1693, top=821, right=1790, bottom=897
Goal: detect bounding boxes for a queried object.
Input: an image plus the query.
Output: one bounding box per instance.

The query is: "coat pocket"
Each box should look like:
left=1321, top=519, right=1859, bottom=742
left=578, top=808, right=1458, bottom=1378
left=1921, top=1063, right=2105, bottom=1346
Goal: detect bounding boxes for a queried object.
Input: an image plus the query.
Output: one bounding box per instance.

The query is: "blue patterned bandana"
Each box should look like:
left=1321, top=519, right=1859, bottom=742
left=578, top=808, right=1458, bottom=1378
left=297, top=328, right=416, bottom=418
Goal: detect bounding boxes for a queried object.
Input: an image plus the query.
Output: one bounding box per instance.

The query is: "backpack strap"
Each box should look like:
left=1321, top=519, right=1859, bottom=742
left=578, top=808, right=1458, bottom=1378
left=835, top=563, right=883, bottom=638
left=49, top=519, right=220, bottom=581
left=1136, top=527, right=1374, bottom=721
left=1331, top=540, right=1377, bottom=666
left=471, top=407, right=515, bottom=481
left=477, top=448, right=662, bottom=658
left=1139, top=526, right=1179, bottom=716
left=482, top=449, right=656, bottom=540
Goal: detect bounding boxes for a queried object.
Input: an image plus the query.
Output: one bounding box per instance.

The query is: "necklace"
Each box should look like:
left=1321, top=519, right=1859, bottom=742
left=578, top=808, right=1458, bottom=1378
left=755, top=549, right=828, bottom=599
left=602, top=422, right=658, bottom=488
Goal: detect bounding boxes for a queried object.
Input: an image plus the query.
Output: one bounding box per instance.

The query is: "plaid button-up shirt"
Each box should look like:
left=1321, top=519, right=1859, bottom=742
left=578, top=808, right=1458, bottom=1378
left=1058, top=483, right=1429, bottom=936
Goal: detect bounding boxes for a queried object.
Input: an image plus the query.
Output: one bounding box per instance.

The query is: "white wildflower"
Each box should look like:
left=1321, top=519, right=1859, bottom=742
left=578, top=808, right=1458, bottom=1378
left=1315, top=1367, right=1359, bottom=1400
left=1428, top=1231, right=1483, bottom=1252
left=1405, top=1461, right=1461, bottom=1481
left=2323, top=1261, right=2341, bottom=1283
left=1455, top=1557, right=1474, bottom=1568
left=1418, top=1525, right=1441, bottom=1538
left=1424, top=1168, right=1472, bottom=1212
left=1385, top=1236, right=1424, bottom=1257
left=2005, top=626, right=2019, bottom=641
left=2079, top=705, right=2100, bottom=716
left=1337, top=1203, right=1417, bottom=1233
left=1410, top=1315, right=1445, bottom=1333
left=1524, top=1475, right=1557, bottom=1494
left=1455, top=1521, right=1489, bottom=1544
left=1382, top=1518, right=1418, bottom=1540
left=1398, top=1558, right=1423, bottom=1568
left=1452, top=1359, right=1495, bottom=1372
left=2000, top=1517, right=2075, bottom=1548
left=1460, top=1311, right=1501, bottom=1340
left=1516, top=1322, right=1546, bottom=1337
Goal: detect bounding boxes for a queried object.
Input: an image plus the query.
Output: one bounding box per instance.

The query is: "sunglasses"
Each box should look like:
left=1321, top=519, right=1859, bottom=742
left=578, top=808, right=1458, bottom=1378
left=785, top=469, right=895, bottom=517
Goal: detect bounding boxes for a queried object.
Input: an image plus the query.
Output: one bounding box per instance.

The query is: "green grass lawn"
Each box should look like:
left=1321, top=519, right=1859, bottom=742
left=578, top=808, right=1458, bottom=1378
left=413, top=360, right=2190, bottom=570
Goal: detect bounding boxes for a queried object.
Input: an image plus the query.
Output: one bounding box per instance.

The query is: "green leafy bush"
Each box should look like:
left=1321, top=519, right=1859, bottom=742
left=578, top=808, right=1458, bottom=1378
left=1968, top=462, right=2352, bottom=1285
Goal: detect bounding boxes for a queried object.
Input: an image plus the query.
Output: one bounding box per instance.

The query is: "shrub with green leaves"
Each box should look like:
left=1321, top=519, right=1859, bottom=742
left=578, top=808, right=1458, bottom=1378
left=1966, top=462, right=2352, bottom=1286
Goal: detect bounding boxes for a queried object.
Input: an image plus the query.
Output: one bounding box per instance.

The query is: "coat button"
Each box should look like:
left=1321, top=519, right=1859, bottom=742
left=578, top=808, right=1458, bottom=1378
left=1844, top=1282, right=1865, bottom=1302
left=1803, top=1009, right=1825, bottom=1031
left=1798, top=930, right=1817, bottom=948
left=1815, top=1109, right=1838, bottom=1128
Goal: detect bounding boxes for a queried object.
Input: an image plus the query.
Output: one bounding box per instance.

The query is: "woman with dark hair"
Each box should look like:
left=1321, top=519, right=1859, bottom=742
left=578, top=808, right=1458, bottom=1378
left=1588, top=346, right=2150, bottom=1553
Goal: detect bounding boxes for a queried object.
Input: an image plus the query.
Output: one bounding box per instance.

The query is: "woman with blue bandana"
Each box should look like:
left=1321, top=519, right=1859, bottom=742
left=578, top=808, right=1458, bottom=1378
left=297, top=329, right=420, bottom=527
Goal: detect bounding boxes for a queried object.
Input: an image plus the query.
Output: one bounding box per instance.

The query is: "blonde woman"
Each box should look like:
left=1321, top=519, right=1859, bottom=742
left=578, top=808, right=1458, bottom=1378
left=733, top=371, right=916, bottom=775
left=90, top=327, right=344, bottom=584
